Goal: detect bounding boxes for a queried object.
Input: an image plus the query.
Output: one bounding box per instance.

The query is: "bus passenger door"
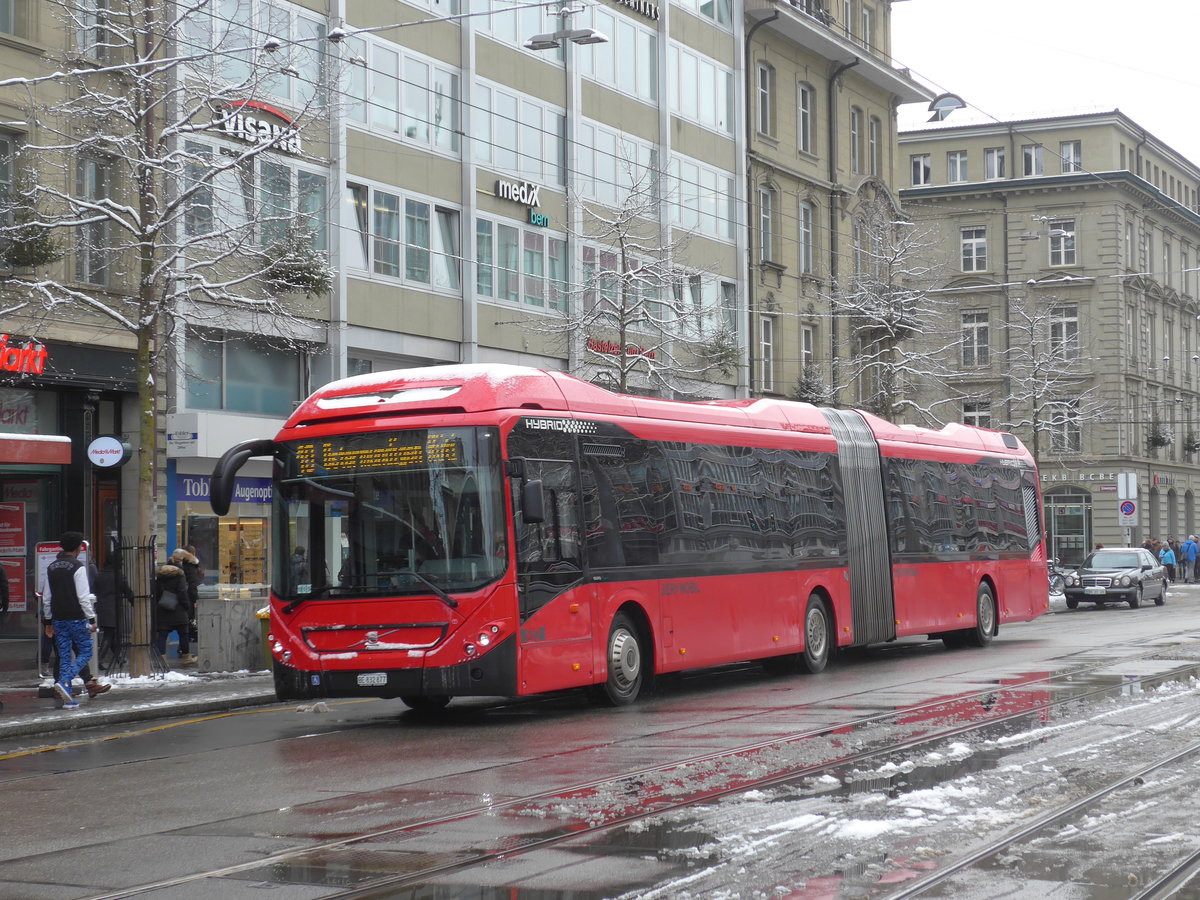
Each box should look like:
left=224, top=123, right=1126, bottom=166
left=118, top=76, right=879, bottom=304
left=512, top=460, right=593, bottom=690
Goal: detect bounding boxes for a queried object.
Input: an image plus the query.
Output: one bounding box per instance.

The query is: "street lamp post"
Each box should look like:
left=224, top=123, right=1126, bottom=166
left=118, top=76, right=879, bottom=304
left=525, top=7, right=607, bottom=377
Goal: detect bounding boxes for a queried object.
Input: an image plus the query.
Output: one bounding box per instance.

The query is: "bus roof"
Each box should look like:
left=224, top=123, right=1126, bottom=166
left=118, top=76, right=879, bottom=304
left=285, top=364, right=1030, bottom=460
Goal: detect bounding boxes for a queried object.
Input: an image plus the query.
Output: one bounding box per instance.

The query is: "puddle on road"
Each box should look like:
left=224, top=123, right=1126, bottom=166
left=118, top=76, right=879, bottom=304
left=226, top=658, right=1200, bottom=898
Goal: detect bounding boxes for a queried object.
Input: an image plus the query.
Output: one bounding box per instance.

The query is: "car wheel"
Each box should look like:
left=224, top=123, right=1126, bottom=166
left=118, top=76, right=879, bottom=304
left=1128, top=585, right=1142, bottom=609
left=1156, top=581, right=1166, bottom=606
left=591, top=611, right=646, bottom=706
left=966, top=582, right=996, bottom=648
left=1065, top=598, right=1079, bottom=609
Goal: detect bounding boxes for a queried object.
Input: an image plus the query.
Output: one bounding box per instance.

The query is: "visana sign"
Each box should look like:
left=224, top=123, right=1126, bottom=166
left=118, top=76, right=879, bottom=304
left=216, top=101, right=302, bottom=155
left=0, top=334, right=49, bottom=376
left=495, top=179, right=541, bottom=207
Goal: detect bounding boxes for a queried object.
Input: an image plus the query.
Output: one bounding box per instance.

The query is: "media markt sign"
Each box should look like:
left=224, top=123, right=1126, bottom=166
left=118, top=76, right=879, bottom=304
left=87, top=435, right=132, bottom=468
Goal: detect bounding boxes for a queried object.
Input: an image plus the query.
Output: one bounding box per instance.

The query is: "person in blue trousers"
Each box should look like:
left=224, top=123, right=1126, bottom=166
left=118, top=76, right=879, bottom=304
left=39, top=532, right=97, bottom=710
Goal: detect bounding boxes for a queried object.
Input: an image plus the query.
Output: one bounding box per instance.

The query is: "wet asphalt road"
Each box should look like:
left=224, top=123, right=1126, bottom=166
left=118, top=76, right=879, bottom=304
left=3, top=587, right=1200, bottom=899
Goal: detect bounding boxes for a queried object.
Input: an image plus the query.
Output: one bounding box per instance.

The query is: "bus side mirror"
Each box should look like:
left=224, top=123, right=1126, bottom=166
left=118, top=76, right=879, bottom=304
left=522, top=479, right=545, bottom=524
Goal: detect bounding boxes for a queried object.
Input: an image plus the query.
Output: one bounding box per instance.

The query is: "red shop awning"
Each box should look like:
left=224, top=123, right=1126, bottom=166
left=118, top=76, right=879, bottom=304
left=0, top=433, right=71, bottom=465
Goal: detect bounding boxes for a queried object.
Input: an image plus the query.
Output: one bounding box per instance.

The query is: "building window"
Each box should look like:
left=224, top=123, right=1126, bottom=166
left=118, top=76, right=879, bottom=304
left=758, top=186, right=776, bottom=263
left=185, top=329, right=307, bottom=417
left=1060, top=140, right=1082, bottom=173
left=472, top=82, right=563, bottom=183
left=860, top=5, right=873, bottom=48
left=911, top=154, right=931, bottom=186
left=868, top=116, right=881, bottom=176
left=1049, top=304, right=1080, bottom=360
left=850, top=108, right=862, bottom=174
left=759, top=315, right=775, bottom=392
left=75, top=157, right=110, bottom=286
left=1049, top=218, right=1076, bottom=266
left=182, top=142, right=214, bottom=237
left=675, top=0, right=733, bottom=27
left=350, top=184, right=460, bottom=290
left=961, top=310, right=989, bottom=366
left=962, top=400, right=991, bottom=429
left=0, top=135, right=13, bottom=223
left=961, top=226, right=987, bottom=272
left=947, top=150, right=967, bottom=183
left=667, top=152, right=736, bottom=243
left=799, top=200, right=814, bottom=273
left=797, top=83, right=814, bottom=154
left=842, top=0, right=853, bottom=36
left=1048, top=399, right=1082, bottom=453
left=478, top=216, right=565, bottom=310
left=0, top=0, right=12, bottom=34
left=668, top=44, right=735, bottom=135
left=756, top=62, right=775, bottom=136
left=801, top=324, right=815, bottom=368
left=985, top=147, right=1006, bottom=180
left=1023, top=144, right=1044, bottom=176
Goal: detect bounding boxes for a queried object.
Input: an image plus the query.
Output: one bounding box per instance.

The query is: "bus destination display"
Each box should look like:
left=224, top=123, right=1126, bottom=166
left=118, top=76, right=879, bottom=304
left=294, top=432, right=461, bottom=476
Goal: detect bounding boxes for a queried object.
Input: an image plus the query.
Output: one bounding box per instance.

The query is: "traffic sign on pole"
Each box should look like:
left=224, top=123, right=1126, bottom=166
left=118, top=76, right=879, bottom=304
left=1117, top=472, right=1138, bottom=501
left=1118, top=499, right=1138, bottom=527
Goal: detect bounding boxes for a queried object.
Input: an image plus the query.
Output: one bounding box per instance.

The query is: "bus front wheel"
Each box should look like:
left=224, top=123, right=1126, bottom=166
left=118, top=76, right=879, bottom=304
left=592, top=612, right=645, bottom=706
left=801, top=594, right=832, bottom=674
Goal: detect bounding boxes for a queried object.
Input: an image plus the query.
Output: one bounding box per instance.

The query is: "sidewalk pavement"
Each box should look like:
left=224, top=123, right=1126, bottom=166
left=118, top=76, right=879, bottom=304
left=0, top=639, right=278, bottom=742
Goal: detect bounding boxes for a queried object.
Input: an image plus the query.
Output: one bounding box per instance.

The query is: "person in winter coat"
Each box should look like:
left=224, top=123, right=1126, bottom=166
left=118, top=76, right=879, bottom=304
left=94, top=558, right=134, bottom=670
left=39, top=531, right=97, bottom=709
left=1158, top=541, right=1177, bottom=583
left=153, top=560, right=194, bottom=665
left=1182, top=535, right=1199, bottom=583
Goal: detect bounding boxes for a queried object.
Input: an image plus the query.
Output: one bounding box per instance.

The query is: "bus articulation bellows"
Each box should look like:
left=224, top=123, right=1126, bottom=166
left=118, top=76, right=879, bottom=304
left=210, top=364, right=1048, bottom=709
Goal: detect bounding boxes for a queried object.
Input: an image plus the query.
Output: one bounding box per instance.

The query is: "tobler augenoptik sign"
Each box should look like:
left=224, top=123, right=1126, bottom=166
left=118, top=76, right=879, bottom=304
left=215, top=101, right=302, bottom=155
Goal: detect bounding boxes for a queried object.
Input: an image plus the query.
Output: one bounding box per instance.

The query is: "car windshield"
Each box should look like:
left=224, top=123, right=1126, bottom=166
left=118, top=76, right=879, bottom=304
left=273, top=427, right=506, bottom=600
left=1085, top=552, right=1140, bottom=569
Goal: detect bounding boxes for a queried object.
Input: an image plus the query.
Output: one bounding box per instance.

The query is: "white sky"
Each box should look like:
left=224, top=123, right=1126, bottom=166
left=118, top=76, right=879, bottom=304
left=890, top=0, right=1200, bottom=164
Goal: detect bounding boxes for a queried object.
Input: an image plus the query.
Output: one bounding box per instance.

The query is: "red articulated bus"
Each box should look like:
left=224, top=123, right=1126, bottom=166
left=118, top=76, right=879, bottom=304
left=210, top=364, right=1048, bottom=710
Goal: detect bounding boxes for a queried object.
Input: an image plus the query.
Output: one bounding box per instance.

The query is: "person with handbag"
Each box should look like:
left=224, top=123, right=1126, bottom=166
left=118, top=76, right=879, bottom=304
left=153, top=557, right=194, bottom=665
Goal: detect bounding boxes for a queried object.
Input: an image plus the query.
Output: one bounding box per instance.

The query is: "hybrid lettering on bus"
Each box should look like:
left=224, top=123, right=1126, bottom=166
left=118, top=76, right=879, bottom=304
left=209, top=364, right=1048, bottom=710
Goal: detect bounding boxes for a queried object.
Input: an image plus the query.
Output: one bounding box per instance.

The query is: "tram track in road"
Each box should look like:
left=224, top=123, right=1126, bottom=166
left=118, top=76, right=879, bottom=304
left=881, top=730, right=1200, bottom=899
left=80, top=640, right=1200, bottom=899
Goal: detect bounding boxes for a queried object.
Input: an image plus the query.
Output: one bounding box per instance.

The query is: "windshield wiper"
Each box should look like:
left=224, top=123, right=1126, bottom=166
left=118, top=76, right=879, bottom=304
left=404, top=569, right=459, bottom=608
left=282, top=583, right=333, bottom=614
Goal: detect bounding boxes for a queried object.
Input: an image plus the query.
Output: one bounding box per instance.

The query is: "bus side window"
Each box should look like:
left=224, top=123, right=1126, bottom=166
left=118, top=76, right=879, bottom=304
left=514, top=461, right=582, bottom=573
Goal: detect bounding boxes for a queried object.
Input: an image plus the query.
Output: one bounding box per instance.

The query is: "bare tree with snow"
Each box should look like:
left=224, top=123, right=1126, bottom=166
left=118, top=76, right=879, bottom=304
left=826, top=188, right=957, bottom=421
left=998, top=290, right=1113, bottom=469
left=495, top=162, right=741, bottom=397
left=0, top=0, right=332, bottom=672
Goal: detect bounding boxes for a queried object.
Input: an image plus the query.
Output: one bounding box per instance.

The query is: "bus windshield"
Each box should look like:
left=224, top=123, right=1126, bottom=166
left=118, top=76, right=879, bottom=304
left=274, top=427, right=506, bottom=601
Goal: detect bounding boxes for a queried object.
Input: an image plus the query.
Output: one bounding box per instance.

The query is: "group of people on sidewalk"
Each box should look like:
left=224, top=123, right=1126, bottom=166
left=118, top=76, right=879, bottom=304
left=1142, top=535, right=1200, bottom=583
left=38, top=533, right=205, bottom=710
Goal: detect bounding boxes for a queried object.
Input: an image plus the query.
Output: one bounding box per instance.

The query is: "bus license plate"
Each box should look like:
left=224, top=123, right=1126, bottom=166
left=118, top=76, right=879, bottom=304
left=1084, top=587, right=1106, bottom=595
left=357, top=672, right=387, bottom=687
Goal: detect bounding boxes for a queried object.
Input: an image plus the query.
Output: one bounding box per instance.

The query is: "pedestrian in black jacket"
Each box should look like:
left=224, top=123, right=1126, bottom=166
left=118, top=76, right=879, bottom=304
left=94, top=559, right=133, bottom=672
left=153, top=560, right=194, bottom=665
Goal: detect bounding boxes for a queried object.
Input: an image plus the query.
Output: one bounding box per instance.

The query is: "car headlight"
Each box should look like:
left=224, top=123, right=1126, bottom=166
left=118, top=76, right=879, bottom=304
left=1118, top=575, right=1132, bottom=587
left=1066, top=573, right=1079, bottom=586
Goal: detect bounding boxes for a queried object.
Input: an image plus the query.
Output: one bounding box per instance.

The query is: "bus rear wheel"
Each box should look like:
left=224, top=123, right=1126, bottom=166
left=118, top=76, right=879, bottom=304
left=966, top=582, right=996, bottom=648
left=592, top=612, right=645, bottom=706
left=801, top=594, right=832, bottom=674
left=400, top=694, right=451, bottom=712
